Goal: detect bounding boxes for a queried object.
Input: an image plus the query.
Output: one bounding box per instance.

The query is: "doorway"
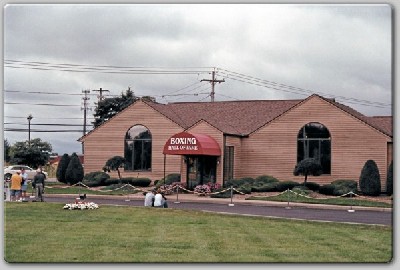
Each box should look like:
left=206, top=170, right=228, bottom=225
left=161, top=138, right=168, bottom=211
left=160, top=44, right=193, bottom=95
left=186, top=156, right=217, bottom=189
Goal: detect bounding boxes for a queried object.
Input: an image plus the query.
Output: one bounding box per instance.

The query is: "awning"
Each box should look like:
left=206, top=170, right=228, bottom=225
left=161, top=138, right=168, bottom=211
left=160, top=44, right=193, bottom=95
left=163, top=132, right=221, bottom=156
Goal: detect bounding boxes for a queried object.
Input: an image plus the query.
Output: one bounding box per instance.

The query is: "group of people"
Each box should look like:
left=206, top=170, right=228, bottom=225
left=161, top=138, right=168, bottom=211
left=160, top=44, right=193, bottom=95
left=143, top=189, right=168, bottom=208
left=9, top=168, right=46, bottom=202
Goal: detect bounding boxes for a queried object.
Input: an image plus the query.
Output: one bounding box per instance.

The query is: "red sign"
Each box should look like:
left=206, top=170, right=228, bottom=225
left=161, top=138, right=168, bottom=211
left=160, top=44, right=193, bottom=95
left=163, top=132, right=221, bottom=156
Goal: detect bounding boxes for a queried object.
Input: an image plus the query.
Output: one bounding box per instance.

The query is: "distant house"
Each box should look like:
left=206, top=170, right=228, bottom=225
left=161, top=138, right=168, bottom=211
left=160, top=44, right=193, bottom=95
left=78, top=94, right=392, bottom=191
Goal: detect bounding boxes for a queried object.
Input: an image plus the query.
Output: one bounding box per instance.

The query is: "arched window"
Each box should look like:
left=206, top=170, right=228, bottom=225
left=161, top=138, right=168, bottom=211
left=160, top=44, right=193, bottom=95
left=297, top=122, right=331, bottom=174
left=124, top=125, right=152, bottom=171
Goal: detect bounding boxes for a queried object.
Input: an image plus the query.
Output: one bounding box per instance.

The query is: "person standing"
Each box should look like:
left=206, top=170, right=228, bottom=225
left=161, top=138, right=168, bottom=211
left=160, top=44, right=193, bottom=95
left=32, top=169, right=45, bottom=202
left=10, top=170, right=23, bottom=202
left=20, top=168, right=28, bottom=201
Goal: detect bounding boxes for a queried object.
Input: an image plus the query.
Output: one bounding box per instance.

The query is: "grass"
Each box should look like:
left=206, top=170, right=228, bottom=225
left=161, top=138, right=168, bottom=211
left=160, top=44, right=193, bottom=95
left=4, top=202, right=392, bottom=263
left=247, top=191, right=392, bottom=208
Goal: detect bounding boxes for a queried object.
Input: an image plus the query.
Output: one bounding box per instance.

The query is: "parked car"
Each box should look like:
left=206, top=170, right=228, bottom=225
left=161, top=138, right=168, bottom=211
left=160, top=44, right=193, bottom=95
left=4, top=165, right=48, bottom=180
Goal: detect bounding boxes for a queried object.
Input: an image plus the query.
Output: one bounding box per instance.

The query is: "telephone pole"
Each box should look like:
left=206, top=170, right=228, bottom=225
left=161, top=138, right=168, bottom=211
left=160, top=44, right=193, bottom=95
left=201, top=69, right=225, bottom=102
left=81, top=89, right=91, bottom=154
left=93, top=87, right=110, bottom=103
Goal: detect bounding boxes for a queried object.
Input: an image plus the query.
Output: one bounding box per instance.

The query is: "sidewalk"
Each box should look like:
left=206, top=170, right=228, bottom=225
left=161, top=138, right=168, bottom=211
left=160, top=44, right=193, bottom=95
left=45, top=192, right=392, bottom=212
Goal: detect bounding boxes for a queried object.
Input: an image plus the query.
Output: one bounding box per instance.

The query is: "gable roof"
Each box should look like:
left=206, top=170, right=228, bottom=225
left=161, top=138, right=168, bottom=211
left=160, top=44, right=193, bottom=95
left=145, top=94, right=392, bottom=138
left=145, top=98, right=302, bottom=136
left=80, top=94, right=392, bottom=141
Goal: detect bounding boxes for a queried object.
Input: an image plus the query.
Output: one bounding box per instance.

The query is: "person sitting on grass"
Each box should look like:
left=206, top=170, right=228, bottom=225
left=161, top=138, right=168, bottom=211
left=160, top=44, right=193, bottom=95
left=143, top=190, right=156, bottom=207
left=153, top=190, right=168, bottom=208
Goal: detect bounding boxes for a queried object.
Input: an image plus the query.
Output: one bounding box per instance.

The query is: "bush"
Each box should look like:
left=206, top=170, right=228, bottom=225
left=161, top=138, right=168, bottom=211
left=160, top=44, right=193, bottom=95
left=359, top=160, right=381, bottom=196
left=56, top=153, right=70, bottom=184
left=304, top=182, right=320, bottom=191
left=275, top=181, right=300, bottom=192
left=104, top=177, right=151, bottom=187
left=156, top=173, right=181, bottom=187
left=224, top=177, right=255, bottom=188
left=251, top=182, right=279, bottom=192
left=83, top=171, right=110, bottom=187
left=319, top=180, right=358, bottom=196
left=319, top=184, right=336, bottom=195
left=254, top=175, right=279, bottom=185
left=236, top=184, right=252, bottom=194
left=210, top=188, right=231, bottom=198
left=292, top=186, right=312, bottom=196
left=65, top=152, right=84, bottom=185
left=386, top=161, right=393, bottom=196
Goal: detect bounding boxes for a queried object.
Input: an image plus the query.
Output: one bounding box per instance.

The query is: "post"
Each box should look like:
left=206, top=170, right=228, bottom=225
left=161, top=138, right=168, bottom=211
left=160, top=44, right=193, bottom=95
left=348, top=192, right=355, bottom=212
left=174, top=185, right=180, bottom=204
left=27, top=114, right=33, bottom=146
left=163, top=154, right=166, bottom=188
left=228, top=186, right=234, bottom=206
left=285, top=188, right=291, bottom=209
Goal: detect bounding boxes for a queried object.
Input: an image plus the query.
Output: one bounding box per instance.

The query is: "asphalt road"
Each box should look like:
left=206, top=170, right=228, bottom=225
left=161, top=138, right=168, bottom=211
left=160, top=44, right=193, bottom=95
left=44, top=195, right=392, bottom=226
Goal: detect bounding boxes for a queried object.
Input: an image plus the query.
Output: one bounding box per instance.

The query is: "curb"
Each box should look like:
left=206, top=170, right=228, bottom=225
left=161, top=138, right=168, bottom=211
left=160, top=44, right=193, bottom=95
left=45, top=194, right=392, bottom=212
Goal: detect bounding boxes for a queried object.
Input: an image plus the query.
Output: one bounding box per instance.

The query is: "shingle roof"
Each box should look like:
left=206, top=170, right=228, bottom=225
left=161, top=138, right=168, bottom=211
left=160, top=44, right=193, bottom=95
left=145, top=95, right=392, bottom=137
left=145, top=99, right=302, bottom=136
left=79, top=94, right=392, bottom=142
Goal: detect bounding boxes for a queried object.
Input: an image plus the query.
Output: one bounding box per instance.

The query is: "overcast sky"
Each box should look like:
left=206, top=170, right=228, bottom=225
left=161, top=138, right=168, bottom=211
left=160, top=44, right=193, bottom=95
left=2, top=3, right=392, bottom=156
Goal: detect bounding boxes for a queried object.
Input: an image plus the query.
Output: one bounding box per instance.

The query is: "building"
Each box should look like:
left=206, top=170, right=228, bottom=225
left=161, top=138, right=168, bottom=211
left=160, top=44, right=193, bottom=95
left=78, top=94, right=392, bottom=191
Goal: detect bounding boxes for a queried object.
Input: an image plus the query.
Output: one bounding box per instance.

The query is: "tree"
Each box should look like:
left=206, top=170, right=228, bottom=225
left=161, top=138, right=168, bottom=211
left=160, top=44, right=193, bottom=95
left=386, top=160, right=393, bottom=196
left=9, top=138, right=52, bottom=168
left=65, top=153, right=84, bottom=185
left=92, top=88, right=139, bottom=128
left=56, top=154, right=71, bottom=184
left=103, top=156, right=125, bottom=181
left=293, top=158, right=323, bottom=185
left=359, top=160, right=381, bottom=196
left=4, top=139, right=11, bottom=163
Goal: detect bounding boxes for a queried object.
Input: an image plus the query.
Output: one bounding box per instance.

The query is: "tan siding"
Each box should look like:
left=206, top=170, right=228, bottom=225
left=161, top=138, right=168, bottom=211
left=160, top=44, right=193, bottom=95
left=225, top=136, right=242, bottom=179
left=241, top=97, right=390, bottom=190
left=83, top=100, right=183, bottom=181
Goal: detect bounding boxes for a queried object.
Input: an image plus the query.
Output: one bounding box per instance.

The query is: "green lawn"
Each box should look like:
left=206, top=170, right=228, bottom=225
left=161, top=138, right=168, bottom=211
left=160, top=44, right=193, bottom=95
left=4, top=202, right=392, bottom=263
left=247, top=192, right=392, bottom=208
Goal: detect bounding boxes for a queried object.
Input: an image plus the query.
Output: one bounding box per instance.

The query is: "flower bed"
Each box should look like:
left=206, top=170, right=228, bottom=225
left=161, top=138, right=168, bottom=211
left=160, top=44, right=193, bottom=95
left=63, top=202, right=99, bottom=210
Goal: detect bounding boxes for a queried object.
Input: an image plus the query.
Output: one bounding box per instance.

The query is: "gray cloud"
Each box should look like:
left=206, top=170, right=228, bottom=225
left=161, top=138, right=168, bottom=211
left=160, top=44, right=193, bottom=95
left=3, top=3, right=392, bottom=155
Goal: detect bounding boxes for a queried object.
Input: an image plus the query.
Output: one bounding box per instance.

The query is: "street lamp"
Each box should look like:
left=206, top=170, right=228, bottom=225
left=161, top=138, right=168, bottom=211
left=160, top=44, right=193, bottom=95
left=27, top=114, right=33, bottom=146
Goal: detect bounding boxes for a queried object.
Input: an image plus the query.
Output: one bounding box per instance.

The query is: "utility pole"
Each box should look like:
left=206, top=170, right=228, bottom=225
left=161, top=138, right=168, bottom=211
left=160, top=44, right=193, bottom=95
left=201, top=69, right=225, bottom=102
left=93, top=87, right=110, bottom=103
left=81, top=89, right=91, bottom=154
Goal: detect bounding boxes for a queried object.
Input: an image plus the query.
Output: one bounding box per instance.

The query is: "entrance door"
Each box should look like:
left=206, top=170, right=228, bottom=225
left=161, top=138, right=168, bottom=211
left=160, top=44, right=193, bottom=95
left=186, top=156, right=217, bottom=189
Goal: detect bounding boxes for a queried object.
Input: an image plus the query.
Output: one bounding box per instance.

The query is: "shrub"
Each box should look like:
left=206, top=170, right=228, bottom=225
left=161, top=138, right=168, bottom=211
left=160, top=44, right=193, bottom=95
left=292, top=186, right=312, bottom=196
left=56, top=153, right=70, bottom=184
left=275, top=181, right=300, bottom=192
left=293, top=158, right=323, bottom=184
left=65, top=152, right=84, bottom=185
left=83, top=171, right=110, bottom=187
left=194, top=184, right=211, bottom=194
left=156, top=173, right=181, bottom=187
left=224, top=177, right=255, bottom=188
left=304, top=182, right=320, bottom=191
left=319, top=180, right=358, bottom=196
left=254, top=175, right=279, bottom=185
left=359, top=160, right=381, bottom=196
left=251, top=182, right=279, bottom=192
left=386, top=161, right=393, bottom=196
left=122, top=177, right=152, bottom=187
left=319, top=184, right=335, bottom=195
left=210, top=188, right=231, bottom=198
left=236, top=184, right=252, bottom=194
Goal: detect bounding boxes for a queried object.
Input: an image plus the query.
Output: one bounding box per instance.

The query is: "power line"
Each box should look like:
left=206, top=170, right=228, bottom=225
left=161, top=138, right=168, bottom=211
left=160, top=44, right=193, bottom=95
left=4, top=102, right=80, bottom=107
left=218, top=68, right=391, bottom=108
left=5, top=59, right=213, bottom=75
left=4, top=128, right=87, bottom=133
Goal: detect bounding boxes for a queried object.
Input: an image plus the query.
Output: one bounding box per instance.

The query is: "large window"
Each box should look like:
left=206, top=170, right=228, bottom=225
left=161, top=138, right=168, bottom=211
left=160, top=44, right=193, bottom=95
left=297, top=122, right=331, bottom=174
left=124, top=125, right=152, bottom=171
